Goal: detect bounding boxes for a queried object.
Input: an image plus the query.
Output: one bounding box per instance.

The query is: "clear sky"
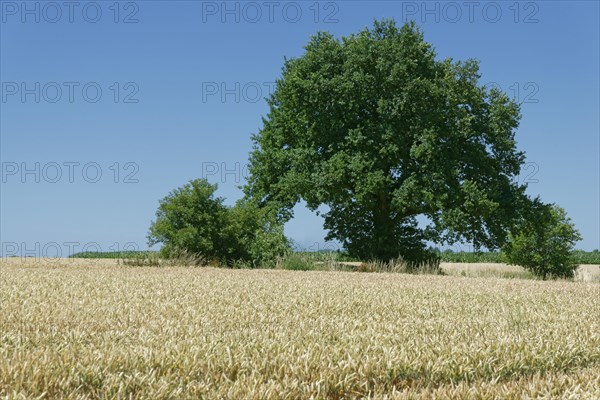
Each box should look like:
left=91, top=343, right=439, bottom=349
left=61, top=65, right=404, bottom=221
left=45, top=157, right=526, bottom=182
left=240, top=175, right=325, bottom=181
left=1, top=0, right=598, bottom=257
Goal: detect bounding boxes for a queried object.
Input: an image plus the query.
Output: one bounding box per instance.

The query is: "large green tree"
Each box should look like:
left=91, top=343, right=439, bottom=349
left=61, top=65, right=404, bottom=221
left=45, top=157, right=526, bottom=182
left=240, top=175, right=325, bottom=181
left=246, top=20, right=532, bottom=262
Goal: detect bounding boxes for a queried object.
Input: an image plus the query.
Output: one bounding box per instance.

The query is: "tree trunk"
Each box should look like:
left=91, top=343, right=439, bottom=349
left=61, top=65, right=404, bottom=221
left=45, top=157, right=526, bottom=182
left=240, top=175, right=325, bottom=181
left=372, top=192, right=396, bottom=261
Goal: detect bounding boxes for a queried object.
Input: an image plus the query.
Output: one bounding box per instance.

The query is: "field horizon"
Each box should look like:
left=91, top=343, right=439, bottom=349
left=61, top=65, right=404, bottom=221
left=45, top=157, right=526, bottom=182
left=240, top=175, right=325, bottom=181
left=3, top=256, right=599, bottom=282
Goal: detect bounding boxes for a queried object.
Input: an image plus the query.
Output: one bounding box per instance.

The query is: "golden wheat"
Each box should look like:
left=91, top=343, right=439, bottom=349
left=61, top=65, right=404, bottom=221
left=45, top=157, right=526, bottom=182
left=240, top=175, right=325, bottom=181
left=1, top=259, right=599, bottom=399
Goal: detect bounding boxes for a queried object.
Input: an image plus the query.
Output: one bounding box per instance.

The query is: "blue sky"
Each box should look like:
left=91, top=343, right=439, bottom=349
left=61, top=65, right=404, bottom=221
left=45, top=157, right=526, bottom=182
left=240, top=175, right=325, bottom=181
left=1, top=0, right=598, bottom=257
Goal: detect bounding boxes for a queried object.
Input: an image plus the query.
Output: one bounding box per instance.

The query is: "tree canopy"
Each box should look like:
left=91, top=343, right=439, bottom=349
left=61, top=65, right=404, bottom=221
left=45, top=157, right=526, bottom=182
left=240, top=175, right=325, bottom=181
left=245, top=19, right=531, bottom=262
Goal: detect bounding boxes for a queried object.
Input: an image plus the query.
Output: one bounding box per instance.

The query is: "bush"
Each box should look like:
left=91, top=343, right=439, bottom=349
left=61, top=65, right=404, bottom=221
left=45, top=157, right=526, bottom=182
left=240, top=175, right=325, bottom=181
left=148, top=179, right=228, bottom=261
left=503, top=203, right=581, bottom=279
left=248, top=223, right=291, bottom=268
left=148, top=179, right=290, bottom=267
left=222, top=200, right=291, bottom=267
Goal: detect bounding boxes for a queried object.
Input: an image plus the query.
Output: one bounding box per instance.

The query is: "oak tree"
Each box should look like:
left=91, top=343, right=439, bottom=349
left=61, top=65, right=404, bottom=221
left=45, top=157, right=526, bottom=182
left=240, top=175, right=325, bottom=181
left=246, top=20, right=531, bottom=263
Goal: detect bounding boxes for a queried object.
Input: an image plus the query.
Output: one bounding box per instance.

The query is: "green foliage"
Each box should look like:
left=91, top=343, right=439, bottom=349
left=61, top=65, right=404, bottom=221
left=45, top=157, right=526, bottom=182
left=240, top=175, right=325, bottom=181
left=148, top=179, right=228, bottom=261
left=246, top=19, right=530, bottom=263
left=69, top=251, right=155, bottom=259
left=279, top=255, right=315, bottom=271
left=224, top=200, right=291, bottom=267
left=148, top=179, right=290, bottom=267
left=424, top=249, right=600, bottom=265
left=503, top=203, right=582, bottom=279
left=249, top=223, right=291, bottom=268
left=570, top=249, right=600, bottom=265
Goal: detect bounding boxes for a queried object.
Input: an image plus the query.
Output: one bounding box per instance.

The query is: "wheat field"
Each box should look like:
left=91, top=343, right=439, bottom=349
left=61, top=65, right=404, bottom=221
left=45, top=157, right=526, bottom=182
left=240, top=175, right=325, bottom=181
left=1, top=259, right=599, bottom=399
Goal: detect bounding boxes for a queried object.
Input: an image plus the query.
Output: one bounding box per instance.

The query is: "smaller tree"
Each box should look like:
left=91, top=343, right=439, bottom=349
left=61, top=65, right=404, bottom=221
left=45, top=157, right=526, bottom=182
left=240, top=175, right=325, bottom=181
left=148, top=179, right=227, bottom=261
left=503, top=202, right=581, bottom=279
left=148, top=179, right=290, bottom=266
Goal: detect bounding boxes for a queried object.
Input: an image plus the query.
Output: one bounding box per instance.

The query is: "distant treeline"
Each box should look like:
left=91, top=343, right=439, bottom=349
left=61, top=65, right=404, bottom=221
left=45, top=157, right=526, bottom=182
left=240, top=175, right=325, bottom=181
left=69, top=249, right=600, bottom=265
left=438, top=249, right=600, bottom=264
left=69, top=251, right=157, bottom=259
left=570, top=250, right=600, bottom=264
left=438, top=251, right=505, bottom=263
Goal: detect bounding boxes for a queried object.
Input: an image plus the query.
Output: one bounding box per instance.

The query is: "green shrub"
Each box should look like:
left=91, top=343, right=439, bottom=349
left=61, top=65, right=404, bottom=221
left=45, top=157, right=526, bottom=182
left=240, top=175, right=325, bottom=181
left=503, top=203, right=581, bottom=279
left=148, top=179, right=227, bottom=262
left=148, top=179, right=290, bottom=267
left=70, top=251, right=155, bottom=259
left=570, top=249, right=600, bottom=265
